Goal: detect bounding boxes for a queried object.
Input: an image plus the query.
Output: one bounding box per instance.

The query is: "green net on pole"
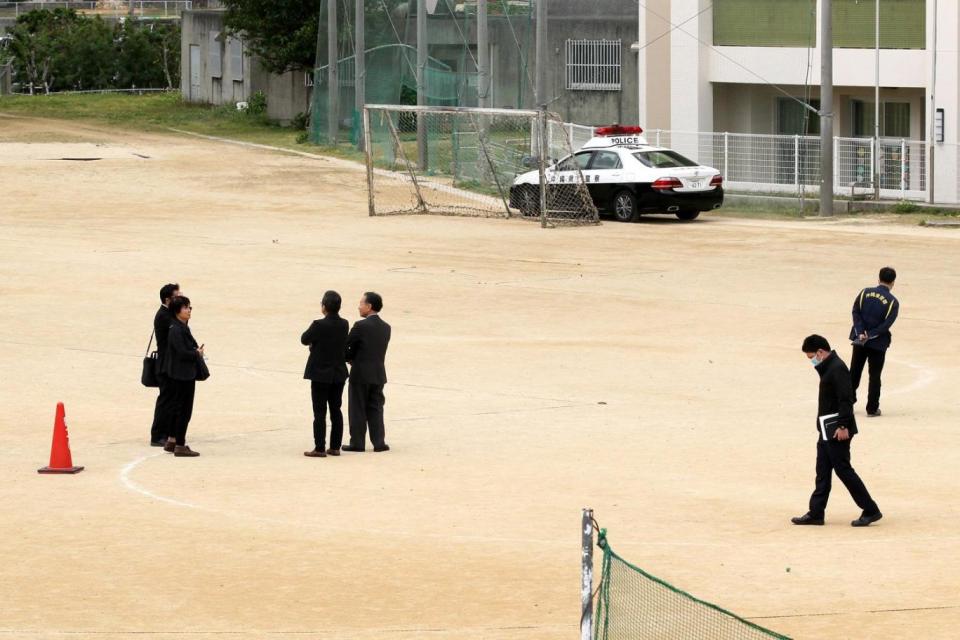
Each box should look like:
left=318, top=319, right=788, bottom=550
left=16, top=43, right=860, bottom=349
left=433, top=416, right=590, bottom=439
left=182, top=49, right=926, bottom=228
left=594, top=532, right=790, bottom=640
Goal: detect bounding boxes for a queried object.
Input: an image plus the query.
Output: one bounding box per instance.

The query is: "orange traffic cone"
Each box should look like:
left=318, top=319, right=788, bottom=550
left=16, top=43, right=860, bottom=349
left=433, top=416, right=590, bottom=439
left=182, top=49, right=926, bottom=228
left=38, top=402, right=84, bottom=474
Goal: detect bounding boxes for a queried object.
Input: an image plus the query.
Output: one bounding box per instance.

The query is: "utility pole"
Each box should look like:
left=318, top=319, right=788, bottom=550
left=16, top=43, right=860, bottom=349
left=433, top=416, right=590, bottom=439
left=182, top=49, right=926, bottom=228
left=820, top=0, right=834, bottom=217
left=417, top=0, right=428, bottom=169
left=928, top=0, right=938, bottom=204
left=477, top=0, right=489, bottom=109
left=874, top=0, right=880, bottom=201
left=328, top=0, right=339, bottom=143
left=535, top=0, right=547, bottom=108
left=355, top=0, right=365, bottom=150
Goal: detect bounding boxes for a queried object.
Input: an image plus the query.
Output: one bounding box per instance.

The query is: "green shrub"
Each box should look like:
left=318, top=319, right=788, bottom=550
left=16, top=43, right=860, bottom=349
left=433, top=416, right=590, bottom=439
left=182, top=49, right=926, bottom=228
left=893, top=201, right=921, bottom=214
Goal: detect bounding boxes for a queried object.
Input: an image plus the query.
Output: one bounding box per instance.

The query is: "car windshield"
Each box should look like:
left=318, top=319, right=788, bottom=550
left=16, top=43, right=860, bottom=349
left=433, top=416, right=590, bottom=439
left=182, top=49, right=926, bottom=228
left=633, top=150, right=698, bottom=169
left=555, top=152, right=593, bottom=171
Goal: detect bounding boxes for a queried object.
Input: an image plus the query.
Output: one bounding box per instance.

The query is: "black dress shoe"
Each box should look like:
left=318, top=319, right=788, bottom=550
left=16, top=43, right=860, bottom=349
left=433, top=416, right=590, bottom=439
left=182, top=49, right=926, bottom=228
left=791, top=513, right=825, bottom=525
left=150, top=440, right=166, bottom=447
left=304, top=449, right=327, bottom=458
left=866, top=410, right=882, bottom=417
left=373, top=444, right=390, bottom=452
left=342, top=444, right=365, bottom=452
left=851, top=512, right=883, bottom=527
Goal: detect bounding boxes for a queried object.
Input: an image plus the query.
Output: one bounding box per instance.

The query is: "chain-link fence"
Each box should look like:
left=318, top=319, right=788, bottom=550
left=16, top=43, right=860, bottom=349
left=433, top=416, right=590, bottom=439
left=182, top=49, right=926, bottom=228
left=364, top=105, right=598, bottom=227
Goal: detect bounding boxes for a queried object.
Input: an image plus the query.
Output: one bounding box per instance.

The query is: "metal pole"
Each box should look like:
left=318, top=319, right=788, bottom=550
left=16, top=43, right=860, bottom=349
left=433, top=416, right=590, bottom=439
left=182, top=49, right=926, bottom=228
left=478, top=0, right=489, bottom=108
left=535, top=0, right=547, bottom=108
left=820, top=0, right=834, bottom=217
left=363, top=107, right=375, bottom=215
left=537, top=110, right=548, bottom=228
left=328, top=0, right=339, bottom=144
left=355, top=0, right=366, bottom=151
left=417, top=0, right=428, bottom=169
left=581, top=508, right=594, bottom=640
left=928, top=0, right=938, bottom=204
left=874, top=0, right=880, bottom=200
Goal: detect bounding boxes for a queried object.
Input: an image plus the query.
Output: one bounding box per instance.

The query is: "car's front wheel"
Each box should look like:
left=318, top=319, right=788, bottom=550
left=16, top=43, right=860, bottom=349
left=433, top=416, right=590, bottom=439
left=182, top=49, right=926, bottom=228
left=518, top=186, right=540, bottom=217
left=676, top=210, right=700, bottom=221
left=612, top=190, right=639, bottom=222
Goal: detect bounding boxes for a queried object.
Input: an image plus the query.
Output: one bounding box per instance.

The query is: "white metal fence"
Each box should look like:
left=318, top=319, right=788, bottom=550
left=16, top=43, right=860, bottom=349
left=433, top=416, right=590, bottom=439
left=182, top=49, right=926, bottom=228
left=0, top=1, right=192, bottom=17
left=553, top=124, right=928, bottom=201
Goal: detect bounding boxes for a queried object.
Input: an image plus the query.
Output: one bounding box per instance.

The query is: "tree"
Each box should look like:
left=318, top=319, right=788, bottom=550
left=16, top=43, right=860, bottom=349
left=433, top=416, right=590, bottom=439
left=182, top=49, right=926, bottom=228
left=7, top=9, right=81, bottom=93
left=220, top=0, right=322, bottom=74
left=220, top=0, right=408, bottom=75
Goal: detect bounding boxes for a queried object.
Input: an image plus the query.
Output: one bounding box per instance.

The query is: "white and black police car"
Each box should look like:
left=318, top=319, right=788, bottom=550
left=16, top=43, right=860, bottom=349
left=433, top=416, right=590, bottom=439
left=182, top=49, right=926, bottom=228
left=509, top=125, right=724, bottom=222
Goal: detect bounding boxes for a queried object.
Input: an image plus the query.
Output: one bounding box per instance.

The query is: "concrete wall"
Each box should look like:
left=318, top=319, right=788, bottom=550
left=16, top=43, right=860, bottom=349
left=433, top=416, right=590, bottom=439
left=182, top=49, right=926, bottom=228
left=180, top=10, right=251, bottom=106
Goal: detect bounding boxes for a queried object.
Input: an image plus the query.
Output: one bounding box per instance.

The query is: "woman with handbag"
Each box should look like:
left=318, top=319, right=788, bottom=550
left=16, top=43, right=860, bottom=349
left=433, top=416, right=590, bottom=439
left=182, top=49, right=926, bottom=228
left=162, top=296, right=208, bottom=457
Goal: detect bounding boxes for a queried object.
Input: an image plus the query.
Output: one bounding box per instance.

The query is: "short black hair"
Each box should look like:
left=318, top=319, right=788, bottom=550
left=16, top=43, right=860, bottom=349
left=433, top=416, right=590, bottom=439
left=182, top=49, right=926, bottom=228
left=322, top=290, right=342, bottom=314
left=879, top=266, right=897, bottom=284
left=169, top=296, right=191, bottom=315
left=801, top=334, right=831, bottom=353
left=159, top=283, right=180, bottom=302
left=363, top=291, right=383, bottom=312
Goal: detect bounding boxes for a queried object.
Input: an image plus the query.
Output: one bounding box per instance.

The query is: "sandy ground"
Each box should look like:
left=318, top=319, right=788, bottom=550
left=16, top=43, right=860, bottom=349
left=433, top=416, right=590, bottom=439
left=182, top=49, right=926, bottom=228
left=1, top=114, right=958, bottom=640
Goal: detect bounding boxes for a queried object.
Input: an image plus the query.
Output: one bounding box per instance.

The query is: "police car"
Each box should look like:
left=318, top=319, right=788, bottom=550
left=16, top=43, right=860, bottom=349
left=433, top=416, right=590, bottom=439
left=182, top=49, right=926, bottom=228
left=509, top=125, right=724, bottom=222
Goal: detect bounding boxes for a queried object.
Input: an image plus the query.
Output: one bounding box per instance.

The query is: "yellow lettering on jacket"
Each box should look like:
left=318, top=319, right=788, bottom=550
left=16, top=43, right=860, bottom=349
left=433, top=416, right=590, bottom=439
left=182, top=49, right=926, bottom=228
left=864, top=291, right=889, bottom=305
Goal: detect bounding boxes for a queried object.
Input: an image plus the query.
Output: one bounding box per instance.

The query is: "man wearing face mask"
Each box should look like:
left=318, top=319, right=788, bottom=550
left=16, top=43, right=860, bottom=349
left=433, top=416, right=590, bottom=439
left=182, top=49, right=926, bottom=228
left=792, top=335, right=882, bottom=527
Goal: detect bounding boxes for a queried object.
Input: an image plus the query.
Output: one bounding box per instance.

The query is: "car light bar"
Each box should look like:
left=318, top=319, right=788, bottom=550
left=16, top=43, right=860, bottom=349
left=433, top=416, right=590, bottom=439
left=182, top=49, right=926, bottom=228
left=594, top=125, right=644, bottom=136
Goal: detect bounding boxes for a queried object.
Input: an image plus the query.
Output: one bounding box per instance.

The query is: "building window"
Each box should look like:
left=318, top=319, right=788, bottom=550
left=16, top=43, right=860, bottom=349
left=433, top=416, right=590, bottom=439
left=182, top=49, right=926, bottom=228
left=565, top=39, right=621, bottom=91
left=777, top=97, right=820, bottom=135
left=229, top=38, right=244, bottom=82
left=833, top=0, right=925, bottom=50
left=714, top=0, right=816, bottom=47
left=209, top=32, right=222, bottom=78
left=852, top=100, right=912, bottom=137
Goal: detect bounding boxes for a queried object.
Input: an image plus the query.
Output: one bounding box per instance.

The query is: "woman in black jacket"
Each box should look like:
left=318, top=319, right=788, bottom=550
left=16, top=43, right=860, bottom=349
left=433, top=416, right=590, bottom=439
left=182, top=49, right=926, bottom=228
left=162, top=296, right=205, bottom=457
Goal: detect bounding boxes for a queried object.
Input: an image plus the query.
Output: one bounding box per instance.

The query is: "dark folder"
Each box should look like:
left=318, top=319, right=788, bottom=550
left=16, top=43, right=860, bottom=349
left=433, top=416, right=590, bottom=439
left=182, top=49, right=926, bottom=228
left=818, top=413, right=841, bottom=441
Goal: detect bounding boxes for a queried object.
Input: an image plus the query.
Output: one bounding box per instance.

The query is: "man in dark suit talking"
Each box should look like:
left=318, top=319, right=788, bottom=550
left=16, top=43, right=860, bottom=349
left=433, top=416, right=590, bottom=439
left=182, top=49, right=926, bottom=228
left=301, top=290, right=349, bottom=457
left=343, top=292, right=391, bottom=452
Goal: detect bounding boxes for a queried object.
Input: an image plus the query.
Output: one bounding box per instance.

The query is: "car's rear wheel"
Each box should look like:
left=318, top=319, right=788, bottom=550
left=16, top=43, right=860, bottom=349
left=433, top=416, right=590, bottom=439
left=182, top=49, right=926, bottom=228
left=612, top=190, right=639, bottom=222
left=676, top=210, right=700, bottom=221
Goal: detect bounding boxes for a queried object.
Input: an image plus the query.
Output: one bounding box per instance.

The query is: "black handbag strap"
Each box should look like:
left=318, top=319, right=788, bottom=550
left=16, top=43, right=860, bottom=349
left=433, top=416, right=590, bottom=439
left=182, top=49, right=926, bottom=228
left=145, top=329, right=155, bottom=358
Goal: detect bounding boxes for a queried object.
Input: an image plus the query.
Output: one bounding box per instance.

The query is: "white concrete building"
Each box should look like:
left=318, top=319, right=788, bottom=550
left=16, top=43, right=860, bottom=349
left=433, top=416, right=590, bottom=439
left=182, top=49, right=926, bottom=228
left=636, top=0, right=959, bottom=202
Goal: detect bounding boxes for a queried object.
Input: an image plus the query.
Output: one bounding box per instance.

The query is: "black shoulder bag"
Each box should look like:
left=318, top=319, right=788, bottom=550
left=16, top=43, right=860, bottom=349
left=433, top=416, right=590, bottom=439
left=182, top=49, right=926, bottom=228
left=141, top=330, right=160, bottom=387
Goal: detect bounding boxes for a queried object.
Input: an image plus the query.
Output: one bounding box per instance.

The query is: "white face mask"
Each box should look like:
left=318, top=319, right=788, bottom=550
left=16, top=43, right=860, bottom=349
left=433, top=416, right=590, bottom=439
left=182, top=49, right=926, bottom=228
left=810, top=356, right=821, bottom=367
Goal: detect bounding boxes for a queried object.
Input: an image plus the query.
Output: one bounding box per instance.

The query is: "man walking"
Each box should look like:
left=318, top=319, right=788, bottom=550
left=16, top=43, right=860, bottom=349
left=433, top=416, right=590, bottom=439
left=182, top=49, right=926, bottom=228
left=792, top=335, right=882, bottom=527
left=150, top=283, right=179, bottom=447
left=343, top=292, right=391, bottom=453
left=849, top=267, right=899, bottom=417
left=301, top=291, right=349, bottom=458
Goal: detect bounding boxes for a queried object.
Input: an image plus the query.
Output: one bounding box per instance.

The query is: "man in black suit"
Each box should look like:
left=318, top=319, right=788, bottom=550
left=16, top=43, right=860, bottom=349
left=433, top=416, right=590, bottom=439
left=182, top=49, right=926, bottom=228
left=343, top=292, right=391, bottom=452
left=301, top=290, right=349, bottom=457
left=792, top=335, right=882, bottom=528
left=149, top=283, right=179, bottom=446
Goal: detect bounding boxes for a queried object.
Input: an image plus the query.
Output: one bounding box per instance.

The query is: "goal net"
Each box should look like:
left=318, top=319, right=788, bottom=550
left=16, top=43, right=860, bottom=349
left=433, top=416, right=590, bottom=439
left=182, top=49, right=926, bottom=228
left=363, top=105, right=599, bottom=226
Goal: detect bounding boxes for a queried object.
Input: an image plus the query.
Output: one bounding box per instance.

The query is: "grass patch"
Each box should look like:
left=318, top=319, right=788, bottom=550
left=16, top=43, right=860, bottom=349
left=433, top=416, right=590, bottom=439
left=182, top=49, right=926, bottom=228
left=0, top=91, right=363, bottom=158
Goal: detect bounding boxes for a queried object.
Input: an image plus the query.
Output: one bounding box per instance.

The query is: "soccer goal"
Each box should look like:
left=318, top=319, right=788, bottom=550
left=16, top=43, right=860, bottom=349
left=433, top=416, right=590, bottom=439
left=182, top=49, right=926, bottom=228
left=362, top=105, right=599, bottom=227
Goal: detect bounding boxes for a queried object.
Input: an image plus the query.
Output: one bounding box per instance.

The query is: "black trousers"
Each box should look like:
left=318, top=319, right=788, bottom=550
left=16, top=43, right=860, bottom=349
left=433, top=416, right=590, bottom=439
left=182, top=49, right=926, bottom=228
left=168, top=379, right=196, bottom=446
left=150, top=373, right=174, bottom=443
left=348, top=382, right=386, bottom=450
left=850, top=345, right=886, bottom=414
left=808, top=437, right=879, bottom=519
left=310, top=381, right=345, bottom=450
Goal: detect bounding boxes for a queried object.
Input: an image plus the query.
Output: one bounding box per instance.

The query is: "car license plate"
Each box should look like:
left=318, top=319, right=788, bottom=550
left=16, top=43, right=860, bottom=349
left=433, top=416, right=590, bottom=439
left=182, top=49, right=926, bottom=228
left=688, top=180, right=703, bottom=189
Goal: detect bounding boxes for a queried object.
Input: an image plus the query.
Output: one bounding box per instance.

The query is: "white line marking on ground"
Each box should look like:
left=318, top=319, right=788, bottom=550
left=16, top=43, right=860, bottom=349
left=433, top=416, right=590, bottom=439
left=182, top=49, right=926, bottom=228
left=119, top=454, right=200, bottom=509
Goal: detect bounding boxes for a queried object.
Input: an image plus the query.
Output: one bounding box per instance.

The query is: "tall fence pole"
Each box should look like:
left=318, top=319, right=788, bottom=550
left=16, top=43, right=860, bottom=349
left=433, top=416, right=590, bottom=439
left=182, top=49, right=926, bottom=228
left=537, top=110, right=549, bottom=229
left=416, top=0, right=428, bottom=169
left=355, top=0, right=365, bottom=151
left=820, top=0, right=834, bottom=216
left=327, top=0, right=339, bottom=144
left=581, top=508, right=594, bottom=640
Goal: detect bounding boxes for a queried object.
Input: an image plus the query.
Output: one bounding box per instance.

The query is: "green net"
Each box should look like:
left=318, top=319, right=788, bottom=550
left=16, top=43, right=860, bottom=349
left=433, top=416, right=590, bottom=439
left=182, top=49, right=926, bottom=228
left=308, top=0, right=533, bottom=147
left=594, top=533, right=790, bottom=640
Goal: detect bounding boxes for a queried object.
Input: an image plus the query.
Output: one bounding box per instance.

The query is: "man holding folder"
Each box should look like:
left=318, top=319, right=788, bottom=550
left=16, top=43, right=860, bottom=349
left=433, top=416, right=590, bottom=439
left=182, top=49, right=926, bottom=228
left=792, top=335, right=882, bottom=527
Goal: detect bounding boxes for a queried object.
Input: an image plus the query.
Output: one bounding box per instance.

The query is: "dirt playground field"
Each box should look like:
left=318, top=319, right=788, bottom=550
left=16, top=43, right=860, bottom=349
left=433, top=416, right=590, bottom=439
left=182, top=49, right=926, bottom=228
left=1, top=115, right=958, bottom=639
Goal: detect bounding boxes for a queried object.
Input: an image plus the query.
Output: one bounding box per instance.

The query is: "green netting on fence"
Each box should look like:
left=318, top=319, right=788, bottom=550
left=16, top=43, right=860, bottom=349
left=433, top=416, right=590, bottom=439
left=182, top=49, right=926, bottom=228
left=594, top=534, right=790, bottom=640
left=310, top=44, right=472, bottom=145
